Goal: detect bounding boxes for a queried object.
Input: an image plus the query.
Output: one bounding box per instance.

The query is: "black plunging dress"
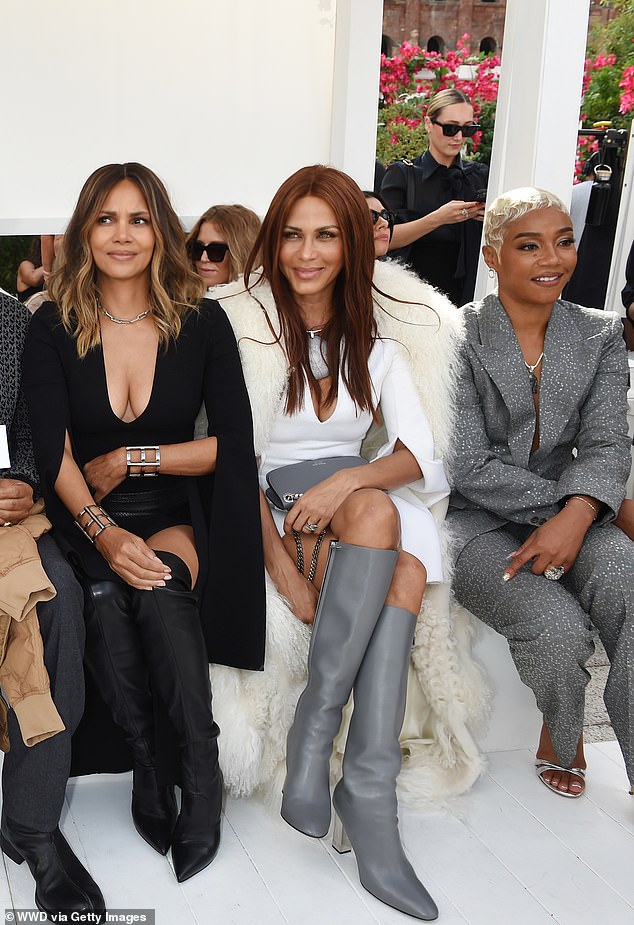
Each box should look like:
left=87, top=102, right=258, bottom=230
left=23, top=299, right=265, bottom=672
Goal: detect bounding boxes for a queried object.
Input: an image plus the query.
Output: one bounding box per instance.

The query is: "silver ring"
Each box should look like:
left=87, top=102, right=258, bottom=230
left=461, top=208, right=469, bottom=218
left=305, top=522, right=319, bottom=533
left=3, top=521, right=12, bottom=528
left=544, top=565, right=565, bottom=581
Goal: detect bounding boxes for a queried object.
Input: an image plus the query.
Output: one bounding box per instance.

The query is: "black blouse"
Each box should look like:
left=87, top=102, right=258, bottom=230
left=23, top=299, right=265, bottom=671
left=381, top=150, right=488, bottom=306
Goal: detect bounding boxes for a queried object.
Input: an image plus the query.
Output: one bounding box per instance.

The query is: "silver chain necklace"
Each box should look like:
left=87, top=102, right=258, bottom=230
left=524, top=352, right=544, bottom=394
left=98, top=299, right=152, bottom=325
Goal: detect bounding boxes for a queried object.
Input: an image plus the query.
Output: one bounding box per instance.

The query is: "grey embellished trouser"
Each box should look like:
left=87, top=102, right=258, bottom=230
left=1, top=534, right=86, bottom=830
left=453, top=522, right=634, bottom=786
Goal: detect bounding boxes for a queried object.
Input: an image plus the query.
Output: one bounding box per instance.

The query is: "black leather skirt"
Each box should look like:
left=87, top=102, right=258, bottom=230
left=102, top=477, right=191, bottom=540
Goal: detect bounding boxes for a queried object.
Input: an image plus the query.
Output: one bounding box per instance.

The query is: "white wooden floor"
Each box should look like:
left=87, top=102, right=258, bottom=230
left=1, top=741, right=631, bottom=925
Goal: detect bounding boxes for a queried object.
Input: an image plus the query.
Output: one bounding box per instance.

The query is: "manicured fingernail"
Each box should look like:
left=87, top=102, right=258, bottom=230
left=156, top=580, right=166, bottom=587
left=164, top=574, right=172, bottom=580
left=505, top=553, right=515, bottom=560
left=502, top=572, right=511, bottom=582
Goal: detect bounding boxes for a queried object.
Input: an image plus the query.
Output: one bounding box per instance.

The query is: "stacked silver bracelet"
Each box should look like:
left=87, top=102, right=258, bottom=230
left=126, top=445, right=161, bottom=477
left=75, top=504, right=117, bottom=543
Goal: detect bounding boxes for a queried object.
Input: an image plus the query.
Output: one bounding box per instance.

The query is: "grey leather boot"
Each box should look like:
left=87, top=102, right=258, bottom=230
left=281, top=542, right=398, bottom=837
left=332, top=605, right=439, bottom=921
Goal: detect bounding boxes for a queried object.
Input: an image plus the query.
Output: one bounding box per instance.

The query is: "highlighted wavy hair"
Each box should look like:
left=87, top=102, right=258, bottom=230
left=49, top=162, right=204, bottom=357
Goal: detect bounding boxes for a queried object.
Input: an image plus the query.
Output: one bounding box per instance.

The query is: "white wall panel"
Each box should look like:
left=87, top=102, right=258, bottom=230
left=1, top=0, right=382, bottom=233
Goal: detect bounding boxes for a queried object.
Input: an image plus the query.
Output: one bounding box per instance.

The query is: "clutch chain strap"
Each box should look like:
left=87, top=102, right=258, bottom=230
left=292, top=529, right=327, bottom=583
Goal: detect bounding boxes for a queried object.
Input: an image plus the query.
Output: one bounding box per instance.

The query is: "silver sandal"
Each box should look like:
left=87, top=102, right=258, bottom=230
left=535, top=760, right=586, bottom=798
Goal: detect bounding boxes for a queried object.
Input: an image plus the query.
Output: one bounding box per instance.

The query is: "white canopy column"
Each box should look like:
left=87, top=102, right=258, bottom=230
left=330, top=0, right=384, bottom=187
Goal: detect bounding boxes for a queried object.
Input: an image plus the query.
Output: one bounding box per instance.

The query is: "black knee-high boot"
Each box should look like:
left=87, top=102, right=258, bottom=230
left=131, top=552, right=222, bottom=883
left=82, top=580, right=177, bottom=855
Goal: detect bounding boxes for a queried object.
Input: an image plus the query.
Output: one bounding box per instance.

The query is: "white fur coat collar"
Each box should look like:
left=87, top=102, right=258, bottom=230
left=215, top=259, right=461, bottom=461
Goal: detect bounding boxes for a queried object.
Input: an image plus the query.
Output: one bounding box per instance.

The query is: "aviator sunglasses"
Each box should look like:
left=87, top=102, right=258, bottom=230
left=431, top=120, right=480, bottom=138
left=369, top=208, right=395, bottom=227
left=189, top=240, right=230, bottom=262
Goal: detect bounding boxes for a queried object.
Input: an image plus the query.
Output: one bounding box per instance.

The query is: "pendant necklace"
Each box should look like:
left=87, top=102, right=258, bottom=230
left=306, top=328, right=330, bottom=381
left=524, top=352, right=544, bottom=393
left=98, top=299, right=152, bottom=325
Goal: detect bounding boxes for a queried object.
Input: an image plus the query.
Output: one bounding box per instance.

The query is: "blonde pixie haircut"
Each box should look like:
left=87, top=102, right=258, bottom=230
left=484, top=187, right=571, bottom=257
left=50, top=162, right=204, bottom=358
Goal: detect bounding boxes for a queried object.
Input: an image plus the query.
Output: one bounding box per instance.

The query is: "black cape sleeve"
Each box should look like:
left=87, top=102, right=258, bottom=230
left=197, top=301, right=266, bottom=670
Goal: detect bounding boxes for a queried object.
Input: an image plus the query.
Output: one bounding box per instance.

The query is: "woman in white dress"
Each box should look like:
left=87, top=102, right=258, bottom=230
left=224, top=165, right=450, bottom=920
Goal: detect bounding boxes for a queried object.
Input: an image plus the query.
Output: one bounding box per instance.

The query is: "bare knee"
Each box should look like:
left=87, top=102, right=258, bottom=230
left=385, top=552, right=427, bottom=614
left=332, top=489, right=400, bottom=548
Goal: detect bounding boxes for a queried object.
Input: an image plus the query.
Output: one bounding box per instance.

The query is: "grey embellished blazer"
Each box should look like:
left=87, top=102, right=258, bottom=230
left=0, top=290, right=38, bottom=491
left=447, top=294, right=631, bottom=552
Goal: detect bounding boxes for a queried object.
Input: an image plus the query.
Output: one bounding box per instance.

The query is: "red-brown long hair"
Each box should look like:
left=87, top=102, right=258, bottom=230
left=243, top=165, right=377, bottom=416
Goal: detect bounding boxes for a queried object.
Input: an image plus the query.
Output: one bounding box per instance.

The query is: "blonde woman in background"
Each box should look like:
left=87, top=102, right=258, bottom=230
left=187, top=204, right=261, bottom=289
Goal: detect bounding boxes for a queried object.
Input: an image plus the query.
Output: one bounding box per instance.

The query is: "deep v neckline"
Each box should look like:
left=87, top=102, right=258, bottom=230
left=99, top=338, right=160, bottom=425
left=308, top=369, right=341, bottom=424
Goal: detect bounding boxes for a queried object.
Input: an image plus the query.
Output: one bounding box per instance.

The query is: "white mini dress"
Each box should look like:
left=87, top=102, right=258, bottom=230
left=259, top=338, right=449, bottom=582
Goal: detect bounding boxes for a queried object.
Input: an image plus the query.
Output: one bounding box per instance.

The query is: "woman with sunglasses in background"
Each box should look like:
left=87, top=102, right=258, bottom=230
left=364, top=191, right=453, bottom=263
left=381, top=88, right=488, bottom=305
left=187, top=204, right=261, bottom=290
left=363, top=191, right=394, bottom=258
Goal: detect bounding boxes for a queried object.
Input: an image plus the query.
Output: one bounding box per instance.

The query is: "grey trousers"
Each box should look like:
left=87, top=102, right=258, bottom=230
left=1, top=534, right=86, bottom=830
left=453, top=522, right=634, bottom=785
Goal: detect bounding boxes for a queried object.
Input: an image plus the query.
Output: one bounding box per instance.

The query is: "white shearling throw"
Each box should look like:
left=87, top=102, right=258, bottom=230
left=209, top=260, right=490, bottom=805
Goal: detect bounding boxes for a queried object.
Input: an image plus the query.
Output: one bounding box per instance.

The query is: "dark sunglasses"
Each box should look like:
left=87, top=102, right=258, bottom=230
left=369, top=208, right=395, bottom=226
left=431, top=120, right=480, bottom=138
left=189, top=240, right=229, bottom=262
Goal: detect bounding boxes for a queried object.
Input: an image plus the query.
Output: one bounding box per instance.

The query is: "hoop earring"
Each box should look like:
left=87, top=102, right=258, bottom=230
left=488, top=267, right=496, bottom=279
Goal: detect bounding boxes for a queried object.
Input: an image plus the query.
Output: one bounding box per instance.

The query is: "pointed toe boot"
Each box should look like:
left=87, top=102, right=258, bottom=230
left=132, top=552, right=224, bottom=881
left=171, top=741, right=223, bottom=883
left=332, top=606, right=438, bottom=921
left=281, top=542, right=398, bottom=837
left=131, top=765, right=178, bottom=855
left=82, top=578, right=175, bottom=856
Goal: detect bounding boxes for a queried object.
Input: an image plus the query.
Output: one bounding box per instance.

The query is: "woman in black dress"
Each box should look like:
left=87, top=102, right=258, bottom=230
left=22, top=162, right=265, bottom=882
left=380, top=88, right=488, bottom=304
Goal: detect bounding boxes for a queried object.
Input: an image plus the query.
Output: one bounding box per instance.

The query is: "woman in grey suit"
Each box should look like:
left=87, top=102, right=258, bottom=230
left=448, top=187, right=634, bottom=798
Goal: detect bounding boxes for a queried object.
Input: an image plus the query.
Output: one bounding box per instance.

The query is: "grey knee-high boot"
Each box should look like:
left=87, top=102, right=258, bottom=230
left=281, top=541, right=398, bottom=838
left=332, top=605, right=439, bottom=921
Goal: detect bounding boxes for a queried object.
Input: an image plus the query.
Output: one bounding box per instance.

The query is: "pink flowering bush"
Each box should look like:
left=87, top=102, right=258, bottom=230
left=377, top=25, right=634, bottom=182
left=619, top=65, right=634, bottom=113
left=376, top=35, right=500, bottom=165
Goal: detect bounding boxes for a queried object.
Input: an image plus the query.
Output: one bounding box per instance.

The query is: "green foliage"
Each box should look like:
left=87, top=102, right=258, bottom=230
left=376, top=92, right=497, bottom=168
left=583, top=63, right=628, bottom=126
left=376, top=101, right=428, bottom=165
left=588, top=7, right=634, bottom=64
left=471, top=100, right=496, bottom=165
left=0, top=236, right=34, bottom=297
